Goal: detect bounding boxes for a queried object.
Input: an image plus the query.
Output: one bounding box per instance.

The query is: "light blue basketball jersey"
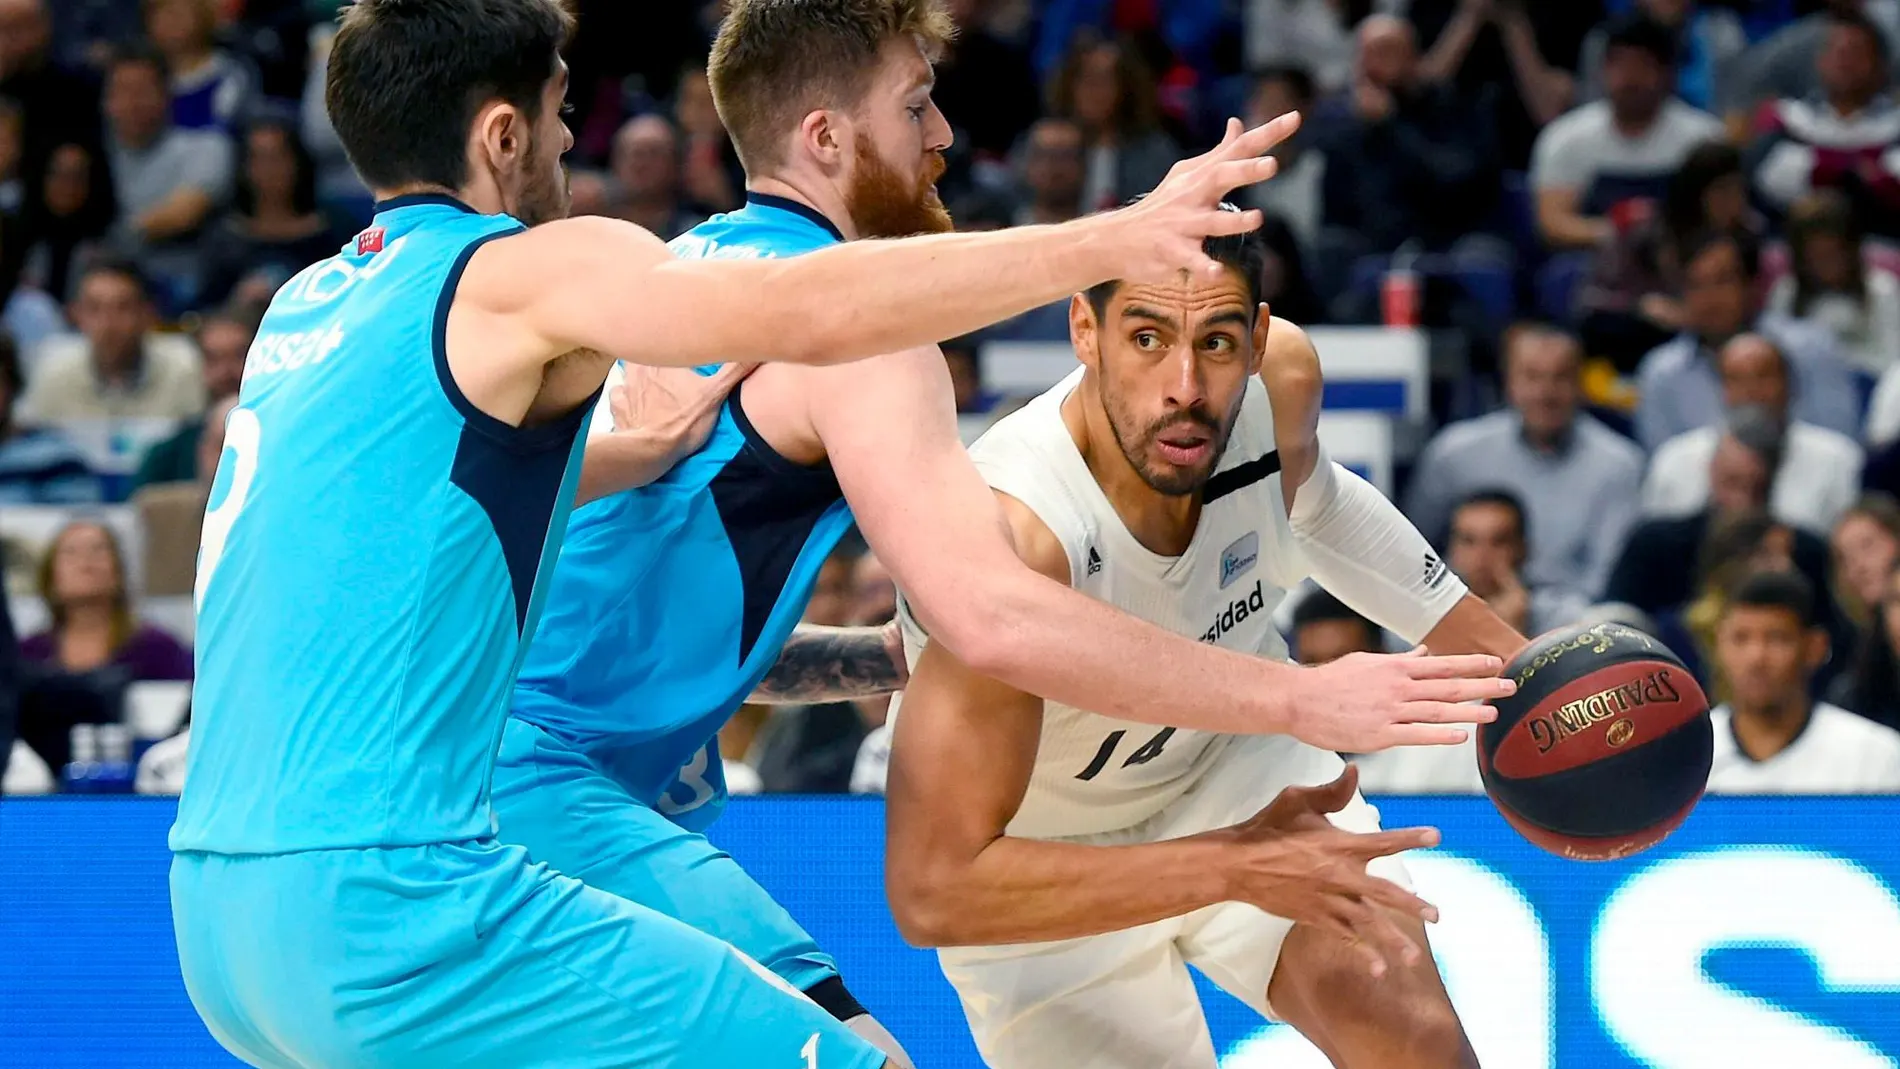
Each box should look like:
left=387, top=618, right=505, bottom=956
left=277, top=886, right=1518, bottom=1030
left=510, top=195, right=855, bottom=831
left=171, top=195, right=593, bottom=855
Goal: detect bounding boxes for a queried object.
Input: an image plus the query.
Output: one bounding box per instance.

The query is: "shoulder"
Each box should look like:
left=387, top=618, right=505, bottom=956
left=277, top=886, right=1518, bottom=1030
left=1574, top=415, right=1647, bottom=468
left=1261, top=317, right=1319, bottom=382
left=1635, top=335, right=1695, bottom=383
left=1423, top=411, right=1512, bottom=459
left=1662, top=100, right=1725, bottom=139
left=1652, top=425, right=1719, bottom=465
left=1815, top=703, right=1900, bottom=749
left=1539, top=102, right=1611, bottom=147
left=1789, top=421, right=1864, bottom=461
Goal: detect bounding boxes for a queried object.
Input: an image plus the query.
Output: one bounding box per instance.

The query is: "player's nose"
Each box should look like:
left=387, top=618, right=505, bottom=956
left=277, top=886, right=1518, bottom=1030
left=926, top=99, right=952, bottom=153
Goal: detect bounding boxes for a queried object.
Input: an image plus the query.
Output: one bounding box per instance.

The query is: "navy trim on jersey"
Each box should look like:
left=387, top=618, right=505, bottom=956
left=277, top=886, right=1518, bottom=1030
left=374, top=192, right=478, bottom=215
left=745, top=193, right=846, bottom=241
left=711, top=379, right=846, bottom=661
left=1204, top=450, right=1281, bottom=504
left=429, top=226, right=593, bottom=451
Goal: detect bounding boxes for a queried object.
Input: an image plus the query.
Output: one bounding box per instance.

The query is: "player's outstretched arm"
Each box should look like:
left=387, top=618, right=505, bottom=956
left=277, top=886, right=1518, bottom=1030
left=810, top=345, right=1512, bottom=751
left=745, top=623, right=907, bottom=705
left=488, top=116, right=1300, bottom=372
left=885, top=638, right=1438, bottom=972
left=1262, top=319, right=1528, bottom=661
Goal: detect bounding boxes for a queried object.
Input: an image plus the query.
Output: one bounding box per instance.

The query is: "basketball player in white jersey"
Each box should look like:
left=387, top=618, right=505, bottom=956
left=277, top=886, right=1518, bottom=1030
left=883, top=226, right=1526, bottom=1069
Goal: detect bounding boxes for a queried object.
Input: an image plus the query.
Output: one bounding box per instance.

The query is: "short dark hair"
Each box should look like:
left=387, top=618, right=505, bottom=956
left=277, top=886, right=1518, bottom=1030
left=709, top=0, right=955, bottom=173
left=1252, top=64, right=1315, bottom=107
left=1290, top=591, right=1380, bottom=648
left=1682, top=227, right=1761, bottom=281
left=1454, top=489, right=1529, bottom=545
left=1603, top=13, right=1678, bottom=67
left=326, top=0, right=574, bottom=192
left=75, top=255, right=153, bottom=301
left=1087, top=202, right=1268, bottom=319
left=1727, top=569, right=1819, bottom=630
left=108, top=43, right=171, bottom=86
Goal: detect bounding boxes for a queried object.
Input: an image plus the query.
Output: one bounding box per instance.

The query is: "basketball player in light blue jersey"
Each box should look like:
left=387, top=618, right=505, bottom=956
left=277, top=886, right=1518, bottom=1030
left=489, top=4, right=1517, bottom=1065
left=165, top=0, right=1320, bottom=1065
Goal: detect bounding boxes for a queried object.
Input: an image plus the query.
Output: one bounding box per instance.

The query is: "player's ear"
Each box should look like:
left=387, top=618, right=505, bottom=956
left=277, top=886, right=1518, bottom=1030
left=474, top=100, right=524, bottom=174
left=1069, top=292, right=1100, bottom=370
left=1248, top=303, right=1271, bottom=374
left=797, top=108, right=847, bottom=171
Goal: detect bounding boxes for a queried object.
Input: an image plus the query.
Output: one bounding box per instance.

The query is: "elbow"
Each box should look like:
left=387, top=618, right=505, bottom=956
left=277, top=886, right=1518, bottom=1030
left=887, top=872, right=963, bottom=948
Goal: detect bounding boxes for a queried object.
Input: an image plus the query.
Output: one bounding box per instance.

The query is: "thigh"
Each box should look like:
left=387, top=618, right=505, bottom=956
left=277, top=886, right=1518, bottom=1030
left=938, top=923, right=1215, bottom=1069
left=175, top=843, right=886, bottom=1069
left=493, top=719, right=836, bottom=991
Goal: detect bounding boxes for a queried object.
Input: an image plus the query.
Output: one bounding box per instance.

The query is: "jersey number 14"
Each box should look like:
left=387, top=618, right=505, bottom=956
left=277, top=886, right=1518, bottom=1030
left=1076, top=727, right=1176, bottom=781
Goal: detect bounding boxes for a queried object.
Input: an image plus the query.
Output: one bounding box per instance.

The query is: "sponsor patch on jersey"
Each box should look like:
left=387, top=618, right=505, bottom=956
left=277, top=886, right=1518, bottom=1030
left=1219, top=531, right=1259, bottom=589
left=1085, top=545, right=1103, bottom=577
left=1423, top=551, right=1450, bottom=590
left=354, top=226, right=384, bottom=256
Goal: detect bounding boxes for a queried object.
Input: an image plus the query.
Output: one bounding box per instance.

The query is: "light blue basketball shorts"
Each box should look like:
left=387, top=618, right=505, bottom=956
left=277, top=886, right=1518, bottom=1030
left=490, top=717, right=839, bottom=994
left=171, top=838, right=882, bottom=1069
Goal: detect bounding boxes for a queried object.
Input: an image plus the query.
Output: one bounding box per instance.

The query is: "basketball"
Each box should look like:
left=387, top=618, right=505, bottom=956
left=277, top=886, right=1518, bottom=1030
left=1478, top=623, right=1713, bottom=862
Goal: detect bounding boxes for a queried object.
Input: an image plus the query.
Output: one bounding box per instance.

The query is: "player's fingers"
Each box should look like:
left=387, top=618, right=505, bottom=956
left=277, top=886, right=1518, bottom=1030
left=1347, top=826, right=1441, bottom=863
left=1327, top=902, right=1391, bottom=978
left=1359, top=900, right=1427, bottom=970
left=1302, top=764, right=1359, bottom=815
left=1378, top=722, right=1470, bottom=749
left=1354, top=871, right=1442, bottom=926
left=1407, top=678, right=1509, bottom=710
left=1402, top=652, right=1507, bottom=681
left=1222, top=111, right=1302, bottom=160
left=1200, top=203, right=1267, bottom=238
left=1207, top=156, right=1280, bottom=197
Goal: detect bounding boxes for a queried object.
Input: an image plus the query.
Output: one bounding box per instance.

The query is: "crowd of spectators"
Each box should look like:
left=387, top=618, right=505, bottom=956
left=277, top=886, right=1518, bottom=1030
left=7, top=0, right=1900, bottom=797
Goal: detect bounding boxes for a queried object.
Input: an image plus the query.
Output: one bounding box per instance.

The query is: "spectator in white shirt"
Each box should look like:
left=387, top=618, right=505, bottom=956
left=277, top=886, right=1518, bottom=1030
left=1643, top=333, right=1863, bottom=535
left=1707, top=569, right=1900, bottom=792
left=1531, top=14, right=1724, bottom=252
left=1291, top=590, right=1483, bottom=794
left=16, top=257, right=205, bottom=424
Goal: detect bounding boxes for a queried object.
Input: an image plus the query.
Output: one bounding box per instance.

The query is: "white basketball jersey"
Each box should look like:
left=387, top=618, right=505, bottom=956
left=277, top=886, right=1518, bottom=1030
left=896, top=368, right=1309, bottom=839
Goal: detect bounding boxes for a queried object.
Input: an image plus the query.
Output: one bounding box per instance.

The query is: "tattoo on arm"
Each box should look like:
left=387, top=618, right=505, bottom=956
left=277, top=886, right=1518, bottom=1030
left=748, top=625, right=904, bottom=705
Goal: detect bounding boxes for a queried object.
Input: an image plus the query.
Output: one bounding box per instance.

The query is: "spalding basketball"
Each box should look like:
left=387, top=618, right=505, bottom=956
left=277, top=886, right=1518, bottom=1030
left=1478, top=622, right=1712, bottom=862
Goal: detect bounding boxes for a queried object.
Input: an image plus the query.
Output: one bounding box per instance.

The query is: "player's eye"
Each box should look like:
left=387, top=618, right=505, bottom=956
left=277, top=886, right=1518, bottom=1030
left=1202, top=335, right=1235, bottom=354
left=907, top=105, right=926, bottom=121
left=1132, top=331, right=1162, bottom=351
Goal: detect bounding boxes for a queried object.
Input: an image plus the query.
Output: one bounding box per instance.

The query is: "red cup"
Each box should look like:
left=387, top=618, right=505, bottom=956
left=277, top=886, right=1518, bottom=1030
left=1381, top=268, right=1421, bottom=328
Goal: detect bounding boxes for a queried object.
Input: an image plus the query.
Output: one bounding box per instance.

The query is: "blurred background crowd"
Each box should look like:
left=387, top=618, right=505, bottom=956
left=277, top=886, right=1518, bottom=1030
left=4, top=0, right=1900, bottom=800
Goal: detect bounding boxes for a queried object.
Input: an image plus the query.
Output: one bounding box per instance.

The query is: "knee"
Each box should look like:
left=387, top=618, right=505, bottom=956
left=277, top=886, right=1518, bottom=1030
left=1392, top=995, right=1478, bottom=1069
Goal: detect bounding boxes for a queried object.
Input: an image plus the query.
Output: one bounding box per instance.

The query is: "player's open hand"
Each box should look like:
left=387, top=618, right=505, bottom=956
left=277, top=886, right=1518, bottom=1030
left=1287, top=647, right=1512, bottom=753
left=1108, top=113, right=1300, bottom=284
left=1221, top=765, right=1441, bottom=978
left=612, top=361, right=756, bottom=462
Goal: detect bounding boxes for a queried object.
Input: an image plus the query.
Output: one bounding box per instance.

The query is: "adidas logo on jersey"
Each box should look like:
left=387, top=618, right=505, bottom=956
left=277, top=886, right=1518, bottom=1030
left=1423, top=552, right=1449, bottom=590
left=1200, top=581, right=1265, bottom=644
left=1086, top=546, right=1103, bottom=576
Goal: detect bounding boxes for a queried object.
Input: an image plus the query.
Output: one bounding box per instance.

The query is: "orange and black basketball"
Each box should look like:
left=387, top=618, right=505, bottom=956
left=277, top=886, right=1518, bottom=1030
left=1478, top=622, right=1713, bottom=862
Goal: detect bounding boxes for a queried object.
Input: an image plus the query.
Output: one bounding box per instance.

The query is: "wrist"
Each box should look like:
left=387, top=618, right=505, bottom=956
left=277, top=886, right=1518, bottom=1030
left=1069, top=210, right=1127, bottom=286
